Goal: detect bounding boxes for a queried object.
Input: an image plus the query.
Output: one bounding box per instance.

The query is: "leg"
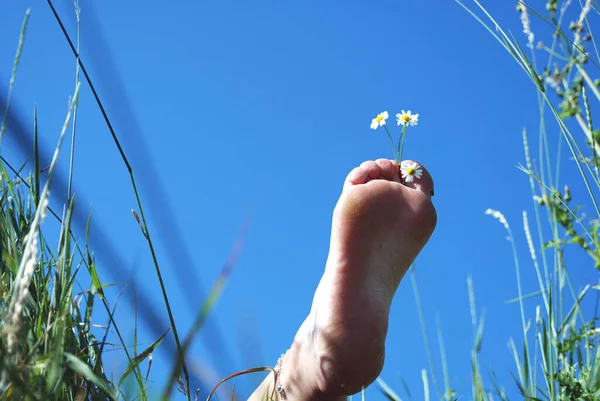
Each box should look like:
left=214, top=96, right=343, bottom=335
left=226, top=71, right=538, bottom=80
left=248, top=159, right=437, bottom=401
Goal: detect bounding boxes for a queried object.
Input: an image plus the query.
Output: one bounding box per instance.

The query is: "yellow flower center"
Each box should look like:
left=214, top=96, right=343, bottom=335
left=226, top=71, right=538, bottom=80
left=407, top=167, right=416, bottom=175
left=401, top=114, right=411, bottom=123
left=375, top=115, right=384, bottom=122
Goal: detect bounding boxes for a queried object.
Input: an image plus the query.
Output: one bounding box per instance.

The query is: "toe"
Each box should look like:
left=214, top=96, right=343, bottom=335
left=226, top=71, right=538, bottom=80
left=374, top=158, right=401, bottom=182
left=400, top=160, right=435, bottom=197
left=344, top=166, right=370, bottom=187
left=359, top=160, right=383, bottom=180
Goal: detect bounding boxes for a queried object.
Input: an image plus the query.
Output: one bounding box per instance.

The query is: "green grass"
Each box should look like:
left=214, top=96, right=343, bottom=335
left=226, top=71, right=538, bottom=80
left=1, top=0, right=600, bottom=400
left=0, top=4, right=238, bottom=401
left=377, top=1, right=600, bottom=400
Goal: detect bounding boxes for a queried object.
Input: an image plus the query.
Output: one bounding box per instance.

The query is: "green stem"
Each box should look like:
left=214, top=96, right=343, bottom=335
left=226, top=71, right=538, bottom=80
left=398, top=124, right=408, bottom=163
left=131, top=177, right=191, bottom=400
left=410, top=265, right=443, bottom=399
left=67, top=3, right=81, bottom=205
left=0, top=10, right=30, bottom=153
left=46, top=1, right=191, bottom=398
left=383, top=125, right=397, bottom=161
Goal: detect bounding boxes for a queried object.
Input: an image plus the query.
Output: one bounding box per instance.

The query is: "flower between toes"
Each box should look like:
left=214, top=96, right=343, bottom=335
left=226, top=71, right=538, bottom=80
left=400, top=161, right=423, bottom=183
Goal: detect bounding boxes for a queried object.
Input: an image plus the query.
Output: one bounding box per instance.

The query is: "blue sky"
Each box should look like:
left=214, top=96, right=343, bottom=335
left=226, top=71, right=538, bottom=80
left=1, top=0, right=597, bottom=400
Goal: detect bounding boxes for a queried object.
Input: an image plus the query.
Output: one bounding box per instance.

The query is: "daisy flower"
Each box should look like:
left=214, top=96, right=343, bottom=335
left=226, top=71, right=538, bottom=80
left=396, top=110, right=419, bottom=127
left=370, top=111, right=389, bottom=130
left=400, top=161, right=423, bottom=183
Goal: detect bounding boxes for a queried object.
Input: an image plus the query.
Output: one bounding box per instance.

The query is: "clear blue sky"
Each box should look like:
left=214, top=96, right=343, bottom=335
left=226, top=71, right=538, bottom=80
left=1, top=0, right=596, bottom=400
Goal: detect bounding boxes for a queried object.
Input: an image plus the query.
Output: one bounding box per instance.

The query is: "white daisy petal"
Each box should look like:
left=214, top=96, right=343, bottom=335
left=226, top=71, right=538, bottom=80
left=410, top=114, right=419, bottom=126
left=396, top=109, right=420, bottom=127
left=371, top=111, right=389, bottom=130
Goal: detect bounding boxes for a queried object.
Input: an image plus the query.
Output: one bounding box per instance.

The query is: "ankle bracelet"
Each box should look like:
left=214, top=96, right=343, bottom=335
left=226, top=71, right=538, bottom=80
left=274, top=349, right=290, bottom=400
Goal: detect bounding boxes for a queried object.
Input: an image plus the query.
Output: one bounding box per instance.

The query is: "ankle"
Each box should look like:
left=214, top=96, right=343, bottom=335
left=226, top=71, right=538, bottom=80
left=277, top=320, right=348, bottom=401
left=311, top=327, right=385, bottom=396
left=282, top=315, right=384, bottom=399
left=279, top=349, right=348, bottom=401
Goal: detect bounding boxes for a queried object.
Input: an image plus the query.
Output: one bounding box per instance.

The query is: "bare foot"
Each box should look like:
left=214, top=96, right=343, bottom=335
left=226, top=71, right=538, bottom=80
left=252, top=159, right=436, bottom=401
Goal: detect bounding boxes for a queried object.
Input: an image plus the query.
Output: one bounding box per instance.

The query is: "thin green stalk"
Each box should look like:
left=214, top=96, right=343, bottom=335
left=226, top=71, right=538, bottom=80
left=485, top=208, right=532, bottom=395
left=535, top=310, right=552, bottom=398
left=466, top=276, right=486, bottom=401
left=435, top=315, right=452, bottom=401
left=552, top=125, right=562, bottom=202
left=421, top=370, right=430, bottom=401
left=67, top=1, right=82, bottom=202
left=528, top=72, right=556, bottom=300
left=576, top=64, right=600, bottom=104
left=383, top=125, right=397, bottom=161
left=522, top=102, right=556, bottom=321
left=532, top=308, right=539, bottom=395
left=0, top=9, right=31, bottom=152
left=397, top=124, right=407, bottom=163
left=509, top=225, right=531, bottom=395
left=410, top=265, right=442, bottom=400
left=522, top=165, right=600, bottom=248
left=543, top=92, right=600, bottom=216
left=581, top=2, right=600, bottom=64
left=131, top=177, right=191, bottom=400
left=547, top=267, right=557, bottom=400
left=534, top=0, right=566, bottom=241
left=376, top=377, right=403, bottom=401
left=33, top=106, right=39, bottom=207
left=540, top=46, right=570, bottom=61
left=508, top=338, right=526, bottom=395
left=580, top=90, right=600, bottom=178
left=522, top=209, right=549, bottom=314
left=46, top=1, right=192, bottom=398
left=468, top=275, right=477, bottom=339
left=561, top=264, right=591, bottom=367
left=99, top=281, right=148, bottom=400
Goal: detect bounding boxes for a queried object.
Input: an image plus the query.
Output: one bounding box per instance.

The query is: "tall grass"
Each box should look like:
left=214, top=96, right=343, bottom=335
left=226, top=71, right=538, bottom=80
left=379, top=1, right=600, bottom=400
left=0, top=3, right=242, bottom=400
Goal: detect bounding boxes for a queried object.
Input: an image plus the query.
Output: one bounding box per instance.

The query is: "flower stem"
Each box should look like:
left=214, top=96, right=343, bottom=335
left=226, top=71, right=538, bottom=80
left=397, top=124, right=408, bottom=162
left=383, top=125, right=397, bottom=161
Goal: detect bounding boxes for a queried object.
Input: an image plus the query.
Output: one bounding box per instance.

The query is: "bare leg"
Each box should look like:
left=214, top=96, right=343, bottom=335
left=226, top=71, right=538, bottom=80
left=248, top=159, right=437, bottom=401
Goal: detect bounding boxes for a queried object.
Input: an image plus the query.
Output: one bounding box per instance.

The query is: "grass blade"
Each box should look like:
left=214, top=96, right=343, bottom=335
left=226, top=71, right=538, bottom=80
left=119, top=328, right=170, bottom=387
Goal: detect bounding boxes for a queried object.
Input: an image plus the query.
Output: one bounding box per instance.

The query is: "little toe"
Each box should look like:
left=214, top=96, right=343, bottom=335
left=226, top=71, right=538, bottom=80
left=344, top=161, right=383, bottom=189
left=344, top=166, right=370, bottom=187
